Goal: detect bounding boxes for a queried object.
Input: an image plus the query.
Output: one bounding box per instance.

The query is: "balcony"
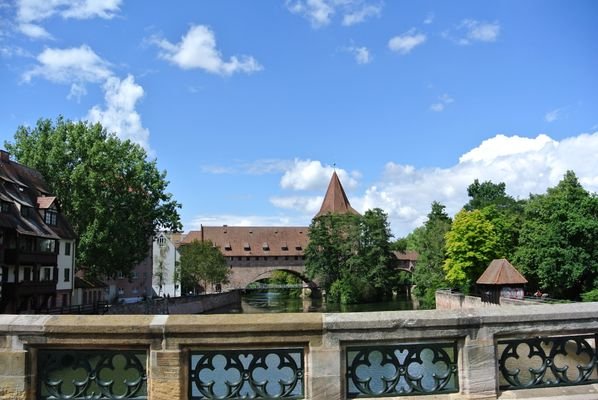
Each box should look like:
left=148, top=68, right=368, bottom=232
left=1, top=280, right=56, bottom=297
left=4, top=248, right=57, bottom=265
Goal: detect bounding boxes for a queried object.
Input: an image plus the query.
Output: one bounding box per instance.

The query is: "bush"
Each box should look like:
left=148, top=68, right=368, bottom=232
left=581, top=289, right=598, bottom=302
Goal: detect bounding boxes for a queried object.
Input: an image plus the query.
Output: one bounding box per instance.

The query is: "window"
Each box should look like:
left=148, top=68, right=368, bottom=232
left=157, top=235, right=166, bottom=247
left=41, top=267, right=52, bottom=281
left=64, top=268, right=70, bottom=282
left=37, top=238, right=56, bottom=253
left=0, top=202, right=9, bottom=213
left=23, top=267, right=32, bottom=282
left=117, top=271, right=124, bottom=279
left=65, top=242, right=71, bottom=256
left=131, top=271, right=138, bottom=280
left=44, top=210, right=57, bottom=225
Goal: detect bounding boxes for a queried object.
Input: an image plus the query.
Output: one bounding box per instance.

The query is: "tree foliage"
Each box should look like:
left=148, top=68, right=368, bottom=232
left=5, top=117, right=181, bottom=277
left=443, top=209, right=501, bottom=293
left=411, top=202, right=452, bottom=309
left=464, top=179, right=524, bottom=259
left=177, top=240, right=230, bottom=293
left=305, top=208, right=396, bottom=304
left=514, top=171, right=598, bottom=299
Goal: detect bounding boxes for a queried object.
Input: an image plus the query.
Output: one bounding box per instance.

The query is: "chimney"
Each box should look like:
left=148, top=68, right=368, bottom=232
left=0, top=150, right=10, bottom=163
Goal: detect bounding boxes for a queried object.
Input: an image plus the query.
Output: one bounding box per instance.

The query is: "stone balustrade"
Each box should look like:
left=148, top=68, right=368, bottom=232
left=1, top=302, right=597, bottom=399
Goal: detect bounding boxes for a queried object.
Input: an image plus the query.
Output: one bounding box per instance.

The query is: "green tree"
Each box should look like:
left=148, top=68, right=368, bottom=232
left=514, top=171, right=598, bottom=299
left=305, top=208, right=395, bottom=304
left=443, top=209, right=501, bottom=293
left=411, top=202, right=452, bottom=309
left=177, top=240, right=230, bottom=293
left=464, top=179, right=525, bottom=259
left=5, top=117, right=181, bottom=277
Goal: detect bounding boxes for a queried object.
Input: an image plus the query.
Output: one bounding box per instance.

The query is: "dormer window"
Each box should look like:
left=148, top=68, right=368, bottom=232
left=224, top=242, right=232, bottom=251
left=281, top=241, right=288, bottom=251
left=243, top=242, right=250, bottom=251
left=44, top=210, right=57, bottom=225
left=262, top=242, right=269, bottom=251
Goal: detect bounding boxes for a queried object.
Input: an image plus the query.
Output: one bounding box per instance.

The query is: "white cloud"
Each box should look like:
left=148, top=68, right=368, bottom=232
left=430, top=93, right=454, bottom=112
left=354, top=132, right=598, bottom=236
left=15, top=0, right=122, bottom=39
left=342, top=3, right=382, bottom=26
left=22, top=45, right=112, bottom=84
left=423, top=12, right=434, bottom=25
left=445, top=19, right=501, bottom=45
left=151, top=25, right=262, bottom=76
left=270, top=196, right=324, bottom=214
left=344, top=45, right=372, bottom=64
left=545, top=107, right=564, bottom=123
left=87, top=75, right=150, bottom=151
left=187, top=214, right=307, bottom=230
left=286, top=0, right=382, bottom=28
left=388, top=29, right=426, bottom=55
left=280, top=159, right=360, bottom=191
left=201, top=159, right=293, bottom=175
left=17, top=22, right=52, bottom=39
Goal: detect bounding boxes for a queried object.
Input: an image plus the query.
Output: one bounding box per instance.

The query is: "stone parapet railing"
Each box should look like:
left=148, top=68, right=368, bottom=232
left=435, top=289, right=545, bottom=310
left=1, top=302, right=597, bottom=399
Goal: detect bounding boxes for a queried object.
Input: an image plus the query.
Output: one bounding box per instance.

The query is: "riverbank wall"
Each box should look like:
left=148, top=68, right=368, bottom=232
left=105, top=290, right=241, bottom=314
left=436, top=289, right=545, bottom=310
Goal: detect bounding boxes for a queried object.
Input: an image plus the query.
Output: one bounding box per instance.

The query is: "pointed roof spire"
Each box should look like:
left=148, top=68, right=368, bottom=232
left=316, top=171, right=360, bottom=218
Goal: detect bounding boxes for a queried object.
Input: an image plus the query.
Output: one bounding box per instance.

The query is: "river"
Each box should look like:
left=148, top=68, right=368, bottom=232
left=216, top=289, right=415, bottom=313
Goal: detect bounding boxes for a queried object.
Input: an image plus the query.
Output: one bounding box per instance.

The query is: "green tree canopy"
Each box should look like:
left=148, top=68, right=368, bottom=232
left=443, top=208, right=501, bottom=293
left=305, top=208, right=395, bottom=304
left=514, top=171, right=598, bottom=299
left=411, top=202, right=452, bottom=308
left=5, top=117, right=181, bottom=277
left=464, top=179, right=525, bottom=258
left=177, top=240, right=230, bottom=293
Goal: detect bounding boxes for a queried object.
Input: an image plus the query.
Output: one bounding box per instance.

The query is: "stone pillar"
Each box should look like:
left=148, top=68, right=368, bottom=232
left=308, top=336, right=343, bottom=400
left=457, top=327, right=498, bottom=400
left=0, top=336, right=27, bottom=400
left=150, top=349, right=184, bottom=400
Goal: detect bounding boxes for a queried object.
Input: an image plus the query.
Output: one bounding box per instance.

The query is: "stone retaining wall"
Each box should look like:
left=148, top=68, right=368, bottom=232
left=105, top=290, right=241, bottom=314
left=436, top=289, right=544, bottom=310
left=1, top=302, right=597, bottom=399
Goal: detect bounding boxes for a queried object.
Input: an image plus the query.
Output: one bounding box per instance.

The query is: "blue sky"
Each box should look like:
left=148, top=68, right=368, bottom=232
left=1, top=0, right=597, bottom=236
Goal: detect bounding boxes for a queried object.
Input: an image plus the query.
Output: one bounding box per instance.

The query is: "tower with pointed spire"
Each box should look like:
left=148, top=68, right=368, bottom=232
left=315, top=171, right=359, bottom=218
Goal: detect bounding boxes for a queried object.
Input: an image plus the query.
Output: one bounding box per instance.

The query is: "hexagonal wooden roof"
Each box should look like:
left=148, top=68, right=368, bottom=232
left=476, top=258, right=528, bottom=285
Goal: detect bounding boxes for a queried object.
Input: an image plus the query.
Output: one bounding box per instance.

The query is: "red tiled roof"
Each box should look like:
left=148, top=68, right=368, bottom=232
left=37, top=196, right=56, bottom=209
left=476, top=259, right=528, bottom=285
left=315, top=171, right=359, bottom=218
left=182, top=226, right=309, bottom=257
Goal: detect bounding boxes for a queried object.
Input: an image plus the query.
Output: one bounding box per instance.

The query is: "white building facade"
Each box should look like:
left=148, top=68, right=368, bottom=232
left=152, top=232, right=181, bottom=297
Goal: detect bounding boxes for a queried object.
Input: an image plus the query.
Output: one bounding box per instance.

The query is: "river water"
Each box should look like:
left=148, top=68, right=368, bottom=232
left=219, top=290, right=415, bottom=313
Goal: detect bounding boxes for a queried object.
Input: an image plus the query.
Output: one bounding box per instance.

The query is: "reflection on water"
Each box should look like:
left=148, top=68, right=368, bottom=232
left=219, top=290, right=415, bottom=314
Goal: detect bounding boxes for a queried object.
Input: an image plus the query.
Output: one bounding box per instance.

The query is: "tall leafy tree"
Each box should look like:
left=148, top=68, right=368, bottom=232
left=464, top=179, right=525, bottom=259
left=411, top=202, right=452, bottom=309
left=305, top=208, right=395, bottom=304
left=5, top=117, right=181, bottom=277
left=514, top=171, right=598, bottom=299
left=177, top=240, right=230, bottom=293
left=443, top=209, right=501, bottom=293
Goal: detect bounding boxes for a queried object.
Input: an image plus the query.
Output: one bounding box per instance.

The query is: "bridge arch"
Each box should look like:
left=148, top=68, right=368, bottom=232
left=225, top=264, right=318, bottom=291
